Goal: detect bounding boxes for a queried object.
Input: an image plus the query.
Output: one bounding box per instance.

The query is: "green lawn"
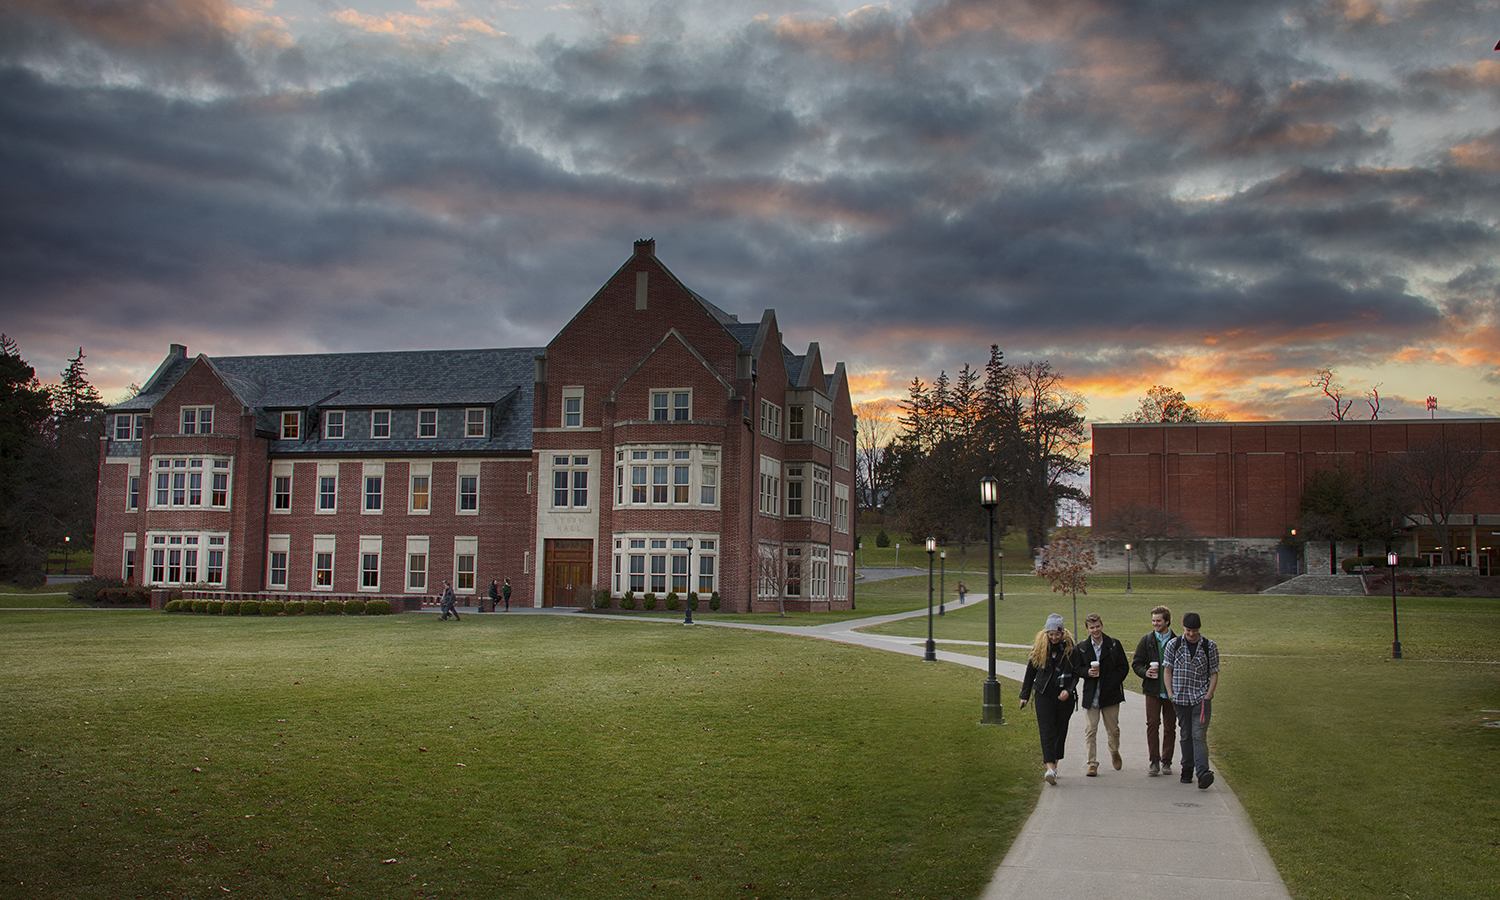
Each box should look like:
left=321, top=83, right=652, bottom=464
left=860, top=574, right=1500, bottom=900
left=0, top=611, right=1034, bottom=900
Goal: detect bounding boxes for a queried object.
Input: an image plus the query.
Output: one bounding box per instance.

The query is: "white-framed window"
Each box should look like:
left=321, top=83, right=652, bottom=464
left=697, top=539, right=717, bottom=594
left=759, top=455, right=781, bottom=516
left=834, top=482, right=850, bottom=534
left=146, top=531, right=228, bottom=588
left=317, top=462, right=338, bottom=513
left=313, top=535, right=335, bottom=590
left=406, top=536, right=429, bottom=593
left=458, top=462, right=480, bottom=514
left=359, top=535, right=382, bottom=592
left=454, top=536, right=478, bottom=593
left=466, top=408, right=487, bottom=438
left=835, top=437, right=851, bottom=470
left=363, top=462, right=384, bottom=514
left=122, top=534, right=137, bottom=583
left=562, top=387, right=584, bottom=428
left=760, top=400, right=781, bottom=440
left=114, top=413, right=144, bottom=441
left=409, top=462, right=432, bottom=515
left=267, top=534, right=290, bottom=590
left=371, top=409, right=391, bottom=439
left=833, top=550, right=850, bottom=601
left=812, top=465, right=831, bottom=523
left=809, top=545, right=829, bottom=599
left=151, top=456, right=232, bottom=510
left=785, top=465, right=804, bottom=517
left=651, top=389, right=691, bottom=422
left=813, top=407, right=831, bottom=448
left=614, top=444, right=720, bottom=509
left=551, top=455, right=591, bottom=509
left=181, top=406, right=213, bottom=435
left=126, top=460, right=140, bottom=510
left=788, top=406, right=804, bottom=441
left=280, top=411, right=300, bottom=440
left=785, top=546, right=802, bottom=597
left=271, top=462, right=293, bottom=512
left=324, top=410, right=345, bottom=439
left=610, top=533, right=717, bottom=596
left=418, top=409, right=438, bottom=438
left=758, top=541, right=780, bottom=599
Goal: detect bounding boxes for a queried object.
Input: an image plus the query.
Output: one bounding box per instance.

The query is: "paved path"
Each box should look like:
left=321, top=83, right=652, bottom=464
left=450, top=600, right=1291, bottom=899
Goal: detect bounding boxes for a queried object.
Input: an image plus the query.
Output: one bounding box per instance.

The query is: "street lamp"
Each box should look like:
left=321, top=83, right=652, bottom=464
left=924, top=537, right=937, bottom=661
left=683, top=538, right=695, bottom=625
left=1124, top=542, right=1132, bottom=593
left=979, top=476, right=1005, bottom=725
left=1387, top=550, right=1403, bottom=659
left=939, top=549, right=946, bottom=616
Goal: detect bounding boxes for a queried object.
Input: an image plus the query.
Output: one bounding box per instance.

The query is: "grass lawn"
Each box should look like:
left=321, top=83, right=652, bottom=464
left=860, top=574, right=1500, bottom=900
left=0, top=611, right=1035, bottom=900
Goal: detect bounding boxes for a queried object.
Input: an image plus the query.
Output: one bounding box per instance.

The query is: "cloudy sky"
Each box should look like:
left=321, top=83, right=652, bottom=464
left=3, top=0, right=1498, bottom=424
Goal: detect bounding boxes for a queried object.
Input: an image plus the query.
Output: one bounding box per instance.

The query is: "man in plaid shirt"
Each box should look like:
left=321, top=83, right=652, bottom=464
left=1163, top=612, right=1219, bottom=789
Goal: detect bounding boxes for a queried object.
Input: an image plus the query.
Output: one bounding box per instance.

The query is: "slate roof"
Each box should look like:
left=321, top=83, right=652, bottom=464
left=111, top=347, right=541, bottom=453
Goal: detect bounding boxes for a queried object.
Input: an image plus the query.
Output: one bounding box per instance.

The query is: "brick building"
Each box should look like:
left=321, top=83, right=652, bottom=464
left=94, top=240, right=857, bottom=612
left=1090, top=419, right=1500, bottom=575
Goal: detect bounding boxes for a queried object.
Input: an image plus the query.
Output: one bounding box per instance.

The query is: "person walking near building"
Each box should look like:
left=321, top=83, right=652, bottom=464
left=1077, top=613, right=1129, bottom=777
left=957, top=581, right=967, bottom=605
left=1164, top=612, right=1219, bottom=789
left=1018, top=613, right=1079, bottom=786
left=501, top=579, right=511, bottom=611
left=1131, top=605, right=1177, bottom=776
left=439, top=580, right=459, bottom=621
left=487, top=579, right=500, bottom=612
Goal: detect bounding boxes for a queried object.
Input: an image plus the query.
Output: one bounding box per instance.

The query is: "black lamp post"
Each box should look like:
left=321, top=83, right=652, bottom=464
left=1124, top=542, right=1132, bottom=593
left=63, top=536, right=70, bottom=576
left=683, top=538, right=695, bottom=625
left=924, top=537, right=937, bottom=661
left=939, top=549, right=946, bottom=616
left=980, top=476, right=1004, bottom=724
left=1387, top=550, right=1402, bottom=658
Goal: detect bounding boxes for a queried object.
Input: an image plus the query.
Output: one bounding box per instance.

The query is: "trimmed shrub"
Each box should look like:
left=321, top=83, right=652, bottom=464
left=223, top=600, right=241, bottom=616
left=595, top=589, right=612, bottom=609
left=620, top=592, right=636, bottom=610
left=687, top=591, right=700, bottom=611
left=191, top=600, right=208, bottom=613
left=304, top=599, right=325, bottom=615
left=164, top=599, right=183, bottom=613
left=206, top=600, right=223, bottom=615
left=709, top=591, right=721, bottom=611
left=642, top=592, right=657, bottom=611
left=364, top=599, right=392, bottom=615
left=239, top=600, right=260, bottom=615
left=344, top=598, right=366, bottom=615
left=284, top=600, right=305, bottom=616
left=665, top=591, right=680, bottom=611
left=323, top=600, right=344, bottom=615
left=875, top=530, right=890, bottom=548
left=259, top=600, right=284, bottom=616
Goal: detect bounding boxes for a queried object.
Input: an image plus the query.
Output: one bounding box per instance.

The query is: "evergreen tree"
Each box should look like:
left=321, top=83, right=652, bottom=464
left=0, top=336, right=57, bottom=584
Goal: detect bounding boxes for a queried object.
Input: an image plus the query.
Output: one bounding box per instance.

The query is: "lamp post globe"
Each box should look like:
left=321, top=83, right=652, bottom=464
left=924, top=537, right=937, bottom=661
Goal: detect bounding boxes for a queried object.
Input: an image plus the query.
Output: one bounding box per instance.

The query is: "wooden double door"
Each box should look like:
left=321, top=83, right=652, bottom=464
left=542, top=539, right=594, bottom=608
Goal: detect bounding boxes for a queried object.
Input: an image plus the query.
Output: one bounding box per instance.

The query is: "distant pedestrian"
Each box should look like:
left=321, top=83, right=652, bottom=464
left=1164, top=612, right=1219, bottom=789
left=1018, top=613, right=1078, bottom=786
left=488, top=579, right=500, bottom=612
left=1131, top=605, right=1177, bottom=776
left=439, top=580, right=459, bottom=621
left=957, top=581, right=967, bottom=605
left=502, top=579, right=511, bottom=611
left=1076, top=613, right=1129, bottom=776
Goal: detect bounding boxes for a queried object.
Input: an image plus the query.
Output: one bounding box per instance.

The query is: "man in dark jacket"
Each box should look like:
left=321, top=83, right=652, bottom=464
left=1131, top=606, right=1177, bottom=776
left=1076, top=613, right=1130, bottom=776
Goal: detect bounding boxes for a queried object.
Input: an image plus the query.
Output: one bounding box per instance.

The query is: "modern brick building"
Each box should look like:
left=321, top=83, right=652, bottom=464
left=95, top=240, right=857, bottom=612
left=1090, top=419, right=1500, bottom=574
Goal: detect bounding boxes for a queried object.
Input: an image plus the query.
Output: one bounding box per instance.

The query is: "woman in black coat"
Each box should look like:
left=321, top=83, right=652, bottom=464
left=1018, top=612, right=1079, bottom=785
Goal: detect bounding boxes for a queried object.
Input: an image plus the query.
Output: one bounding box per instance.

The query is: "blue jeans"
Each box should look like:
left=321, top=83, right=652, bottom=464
left=1174, top=699, right=1212, bottom=778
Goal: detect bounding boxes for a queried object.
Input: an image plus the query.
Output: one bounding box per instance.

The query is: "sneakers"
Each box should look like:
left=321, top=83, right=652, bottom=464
left=1148, top=760, right=1160, bottom=776
left=1179, top=772, right=1194, bottom=784
left=1198, top=770, right=1215, bottom=790
left=1044, top=768, right=1057, bottom=786
left=1086, top=764, right=1098, bottom=777
left=1111, top=750, right=1122, bottom=770
left=1161, top=762, right=1172, bottom=776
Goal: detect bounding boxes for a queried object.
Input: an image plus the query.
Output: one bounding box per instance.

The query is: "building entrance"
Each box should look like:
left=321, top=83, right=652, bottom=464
left=543, top=539, right=593, bottom=608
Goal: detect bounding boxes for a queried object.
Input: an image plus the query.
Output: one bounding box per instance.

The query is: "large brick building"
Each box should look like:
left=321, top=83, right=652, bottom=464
left=94, top=240, right=857, bottom=612
left=1090, top=419, right=1500, bottom=574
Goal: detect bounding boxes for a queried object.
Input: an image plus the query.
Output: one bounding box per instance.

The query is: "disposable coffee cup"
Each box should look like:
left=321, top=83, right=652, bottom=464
left=1148, top=663, right=1159, bottom=677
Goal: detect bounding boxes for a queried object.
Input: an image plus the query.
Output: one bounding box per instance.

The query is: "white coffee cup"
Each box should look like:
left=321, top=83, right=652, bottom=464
left=1148, top=662, right=1159, bottom=677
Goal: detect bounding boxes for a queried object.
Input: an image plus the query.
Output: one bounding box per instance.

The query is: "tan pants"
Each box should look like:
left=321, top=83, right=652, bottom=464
left=1084, top=703, right=1121, bottom=767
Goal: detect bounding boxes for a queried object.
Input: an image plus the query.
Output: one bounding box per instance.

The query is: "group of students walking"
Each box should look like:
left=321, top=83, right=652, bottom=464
left=1018, top=605, right=1220, bottom=789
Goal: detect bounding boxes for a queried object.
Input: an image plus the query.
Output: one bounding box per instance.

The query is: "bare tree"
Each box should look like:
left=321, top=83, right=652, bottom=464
left=1366, top=384, right=1382, bottom=420
left=1310, top=368, right=1353, bottom=420
left=1097, top=504, right=1196, bottom=573
left=854, top=398, right=898, bottom=510
left=1394, top=436, right=1491, bottom=565
left=1038, top=525, right=1097, bottom=637
left=756, top=541, right=787, bottom=617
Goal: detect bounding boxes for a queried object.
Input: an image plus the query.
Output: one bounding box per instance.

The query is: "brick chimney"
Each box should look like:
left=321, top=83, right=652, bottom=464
left=634, top=238, right=655, bottom=257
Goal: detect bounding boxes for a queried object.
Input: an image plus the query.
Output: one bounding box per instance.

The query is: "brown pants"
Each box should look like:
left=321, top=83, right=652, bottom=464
left=1144, top=694, right=1177, bottom=765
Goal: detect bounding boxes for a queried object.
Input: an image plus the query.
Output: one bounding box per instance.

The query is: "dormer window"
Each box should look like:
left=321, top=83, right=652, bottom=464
left=280, top=411, right=300, bottom=440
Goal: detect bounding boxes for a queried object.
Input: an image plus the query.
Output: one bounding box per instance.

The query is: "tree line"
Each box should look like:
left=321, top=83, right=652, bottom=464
left=1, top=335, right=108, bottom=585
